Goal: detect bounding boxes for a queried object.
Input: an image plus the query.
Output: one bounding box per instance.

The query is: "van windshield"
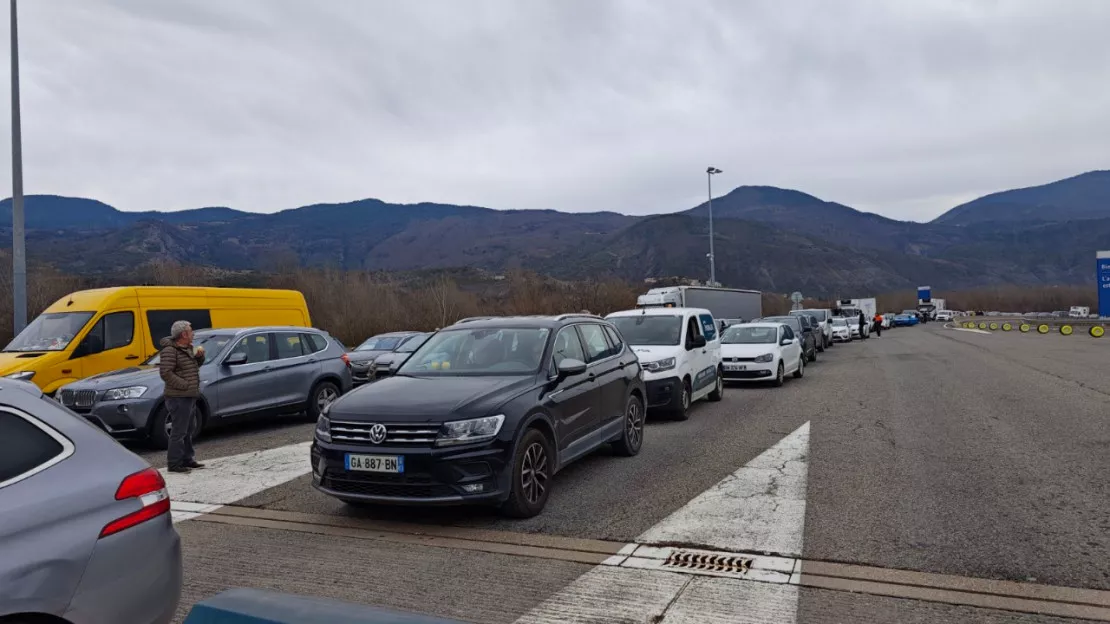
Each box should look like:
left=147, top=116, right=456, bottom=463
left=608, top=315, right=683, bottom=346
left=3, top=312, right=94, bottom=352
left=796, top=309, right=828, bottom=322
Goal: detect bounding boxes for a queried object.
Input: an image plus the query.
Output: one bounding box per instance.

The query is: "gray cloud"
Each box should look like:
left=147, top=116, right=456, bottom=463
left=2, top=0, right=1108, bottom=221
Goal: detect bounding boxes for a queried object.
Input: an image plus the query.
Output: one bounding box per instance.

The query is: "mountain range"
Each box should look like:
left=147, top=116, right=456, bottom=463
left=1, top=170, right=1109, bottom=296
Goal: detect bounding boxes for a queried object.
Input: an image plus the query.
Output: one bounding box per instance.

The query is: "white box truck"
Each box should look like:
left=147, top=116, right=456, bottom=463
left=637, top=286, right=762, bottom=325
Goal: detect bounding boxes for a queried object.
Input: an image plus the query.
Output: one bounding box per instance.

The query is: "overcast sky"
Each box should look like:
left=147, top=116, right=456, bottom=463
left=2, top=0, right=1108, bottom=222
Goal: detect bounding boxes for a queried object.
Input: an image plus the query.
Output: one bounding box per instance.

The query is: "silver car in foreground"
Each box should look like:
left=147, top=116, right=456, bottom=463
left=57, top=326, right=353, bottom=449
left=0, top=378, right=182, bottom=623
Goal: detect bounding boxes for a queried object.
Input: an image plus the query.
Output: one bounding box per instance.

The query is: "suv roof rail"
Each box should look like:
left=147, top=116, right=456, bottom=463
left=554, top=313, right=604, bottom=321
left=452, top=316, right=496, bottom=324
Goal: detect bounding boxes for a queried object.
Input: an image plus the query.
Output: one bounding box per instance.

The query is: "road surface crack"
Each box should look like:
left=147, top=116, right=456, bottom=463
left=649, top=576, right=693, bottom=623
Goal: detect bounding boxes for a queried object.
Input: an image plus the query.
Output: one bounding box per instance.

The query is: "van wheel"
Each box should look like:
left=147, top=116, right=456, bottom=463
left=501, top=428, right=553, bottom=518
left=672, top=379, right=692, bottom=421
left=707, top=370, right=724, bottom=402
left=148, top=404, right=200, bottom=451
left=308, top=381, right=340, bottom=420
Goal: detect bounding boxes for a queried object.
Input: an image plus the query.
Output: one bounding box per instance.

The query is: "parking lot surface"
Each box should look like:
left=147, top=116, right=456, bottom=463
left=148, top=324, right=1110, bottom=623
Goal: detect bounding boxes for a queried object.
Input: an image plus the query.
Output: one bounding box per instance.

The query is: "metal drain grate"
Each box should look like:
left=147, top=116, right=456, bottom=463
left=662, top=550, right=752, bottom=574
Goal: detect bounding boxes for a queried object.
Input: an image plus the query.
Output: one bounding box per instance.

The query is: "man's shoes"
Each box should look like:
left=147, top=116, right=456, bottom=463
left=168, top=465, right=191, bottom=473
left=186, top=461, right=205, bottom=469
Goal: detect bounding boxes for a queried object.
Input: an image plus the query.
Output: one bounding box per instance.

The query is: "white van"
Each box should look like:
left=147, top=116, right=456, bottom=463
left=606, top=307, right=723, bottom=420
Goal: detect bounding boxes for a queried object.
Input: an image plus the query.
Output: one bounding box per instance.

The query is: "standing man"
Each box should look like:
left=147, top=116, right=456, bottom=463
left=858, top=312, right=866, bottom=339
left=159, top=320, right=206, bottom=473
left=873, top=312, right=883, bottom=337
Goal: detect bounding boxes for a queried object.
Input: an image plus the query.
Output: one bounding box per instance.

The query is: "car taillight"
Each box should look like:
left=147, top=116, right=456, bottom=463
left=341, top=353, right=351, bottom=367
left=99, top=467, right=170, bottom=538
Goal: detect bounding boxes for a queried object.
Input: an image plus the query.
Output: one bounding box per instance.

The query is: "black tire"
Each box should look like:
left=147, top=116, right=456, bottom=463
left=773, top=362, right=785, bottom=387
left=707, top=369, right=724, bottom=402
left=817, top=339, right=825, bottom=353
left=501, top=428, right=554, bottom=518
left=148, top=403, right=200, bottom=451
left=307, top=380, right=341, bottom=420
left=809, top=345, right=818, bottom=363
left=793, top=357, right=805, bottom=379
left=612, top=394, right=644, bottom=457
left=672, top=379, right=692, bottom=421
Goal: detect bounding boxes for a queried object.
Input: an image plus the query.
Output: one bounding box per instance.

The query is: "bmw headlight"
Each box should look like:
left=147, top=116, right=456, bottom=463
left=4, top=371, right=34, bottom=381
left=754, top=353, right=774, bottom=363
left=103, top=386, right=147, bottom=400
left=641, top=357, right=676, bottom=373
left=435, top=414, right=505, bottom=447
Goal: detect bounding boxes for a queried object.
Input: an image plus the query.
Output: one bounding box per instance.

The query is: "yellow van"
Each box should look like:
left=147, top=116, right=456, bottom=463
left=0, top=286, right=312, bottom=393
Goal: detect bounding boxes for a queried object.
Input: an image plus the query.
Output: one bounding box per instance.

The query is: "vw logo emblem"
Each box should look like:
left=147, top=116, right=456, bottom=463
left=367, top=423, right=387, bottom=444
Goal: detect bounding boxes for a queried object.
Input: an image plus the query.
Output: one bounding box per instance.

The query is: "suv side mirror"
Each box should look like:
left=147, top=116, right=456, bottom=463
left=556, top=358, right=587, bottom=378
left=224, top=352, right=248, bottom=366
left=688, top=335, right=707, bottom=350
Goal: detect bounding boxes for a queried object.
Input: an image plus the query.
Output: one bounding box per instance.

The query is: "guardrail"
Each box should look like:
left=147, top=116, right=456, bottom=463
left=954, top=317, right=1106, bottom=338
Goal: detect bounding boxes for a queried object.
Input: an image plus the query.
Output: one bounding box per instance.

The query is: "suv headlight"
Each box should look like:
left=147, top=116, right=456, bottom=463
left=641, top=357, right=676, bottom=373
left=104, top=386, right=147, bottom=400
left=435, top=414, right=505, bottom=447
left=315, top=412, right=332, bottom=443
left=754, top=353, right=774, bottom=363
left=4, top=371, right=34, bottom=381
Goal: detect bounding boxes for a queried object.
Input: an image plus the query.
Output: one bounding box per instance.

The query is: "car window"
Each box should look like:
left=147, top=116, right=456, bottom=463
left=146, top=309, right=212, bottom=347
left=228, top=333, right=272, bottom=364
left=603, top=325, right=623, bottom=356
left=80, top=311, right=135, bottom=353
left=303, top=333, right=328, bottom=353
left=782, top=326, right=796, bottom=341
left=275, top=333, right=306, bottom=359
left=0, top=409, right=66, bottom=486
left=577, top=324, right=611, bottom=363
left=685, top=316, right=702, bottom=346
left=144, top=332, right=232, bottom=366
left=552, top=326, right=586, bottom=367
left=399, top=327, right=551, bottom=375
left=698, top=314, right=717, bottom=341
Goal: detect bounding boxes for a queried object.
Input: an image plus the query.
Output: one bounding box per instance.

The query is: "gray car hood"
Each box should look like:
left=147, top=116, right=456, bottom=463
left=65, top=366, right=165, bottom=390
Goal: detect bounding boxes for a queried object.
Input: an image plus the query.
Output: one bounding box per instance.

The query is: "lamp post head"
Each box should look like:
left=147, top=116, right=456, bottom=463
left=707, top=167, right=722, bottom=175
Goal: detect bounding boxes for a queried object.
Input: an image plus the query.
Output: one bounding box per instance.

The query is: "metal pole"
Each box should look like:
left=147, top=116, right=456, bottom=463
left=10, top=0, right=27, bottom=333
left=707, top=171, right=715, bottom=287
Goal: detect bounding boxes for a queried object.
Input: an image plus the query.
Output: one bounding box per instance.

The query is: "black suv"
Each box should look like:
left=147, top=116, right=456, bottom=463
left=311, top=314, right=646, bottom=518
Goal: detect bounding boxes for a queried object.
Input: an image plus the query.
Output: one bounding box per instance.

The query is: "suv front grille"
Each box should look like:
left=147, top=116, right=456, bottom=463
left=329, top=421, right=441, bottom=445
left=59, top=389, right=97, bottom=410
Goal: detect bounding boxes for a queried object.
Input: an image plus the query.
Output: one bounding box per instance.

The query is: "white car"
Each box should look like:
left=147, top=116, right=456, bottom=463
left=606, top=307, right=723, bottom=420
left=935, top=311, right=954, bottom=322
left=830, top=317, right=853, bottom=342
left=719, top=322, right=805, bottom=387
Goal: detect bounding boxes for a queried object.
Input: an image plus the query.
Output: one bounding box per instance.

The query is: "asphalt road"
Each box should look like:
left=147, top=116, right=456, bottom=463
left=146, top=323, right=1110, bottom=623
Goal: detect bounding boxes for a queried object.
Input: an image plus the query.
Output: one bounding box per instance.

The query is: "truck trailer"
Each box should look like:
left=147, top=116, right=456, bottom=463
left=636, top=286, right=762, bottom=324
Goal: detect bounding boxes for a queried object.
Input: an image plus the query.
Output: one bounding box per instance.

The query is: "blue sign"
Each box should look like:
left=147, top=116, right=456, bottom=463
left=917, top=286, right=931, bottom=302
left=1098, top=252, right=1110, bottom=318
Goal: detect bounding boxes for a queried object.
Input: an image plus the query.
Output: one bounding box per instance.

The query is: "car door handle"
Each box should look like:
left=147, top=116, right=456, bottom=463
left=701, top=349, right=707, bottom=354
left=124, top=355, right=139, bottom=360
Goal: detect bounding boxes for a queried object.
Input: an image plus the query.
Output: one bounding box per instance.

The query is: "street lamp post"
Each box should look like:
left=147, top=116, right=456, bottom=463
left=706, top=167, right=722, bottom=287
left=10, top=0, right=26, bottom=334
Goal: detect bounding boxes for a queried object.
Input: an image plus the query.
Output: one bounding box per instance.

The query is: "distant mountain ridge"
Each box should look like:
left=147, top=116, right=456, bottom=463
left=1, top=170, right=1108, bottom=295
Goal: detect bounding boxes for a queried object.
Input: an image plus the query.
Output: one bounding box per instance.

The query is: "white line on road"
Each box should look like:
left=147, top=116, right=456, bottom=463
left=638, top=421, right=810, bottom=556
left=514, top=422, right=810, bottom=623
left=162, top=441, right=311, bottom=523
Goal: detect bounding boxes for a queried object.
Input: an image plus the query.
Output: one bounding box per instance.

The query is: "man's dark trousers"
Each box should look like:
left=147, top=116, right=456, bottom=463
left=166, top=396, right=198, bottom=469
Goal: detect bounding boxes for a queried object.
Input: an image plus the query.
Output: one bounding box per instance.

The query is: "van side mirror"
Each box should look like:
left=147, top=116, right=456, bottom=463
left=556, top=358, right=587, bottom=379
left=224, top=352, right=248, bottom=366
left=688, top=335, right=707, bottom=350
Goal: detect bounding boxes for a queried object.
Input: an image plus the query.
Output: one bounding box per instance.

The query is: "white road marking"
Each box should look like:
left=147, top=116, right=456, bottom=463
left=638, top=421, right=810, bottom=556
left=161, top=441, right=312, bottom=523
left=952, top=327, right=992, bottom=334
left=515, top=423, right=811, bottom=623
